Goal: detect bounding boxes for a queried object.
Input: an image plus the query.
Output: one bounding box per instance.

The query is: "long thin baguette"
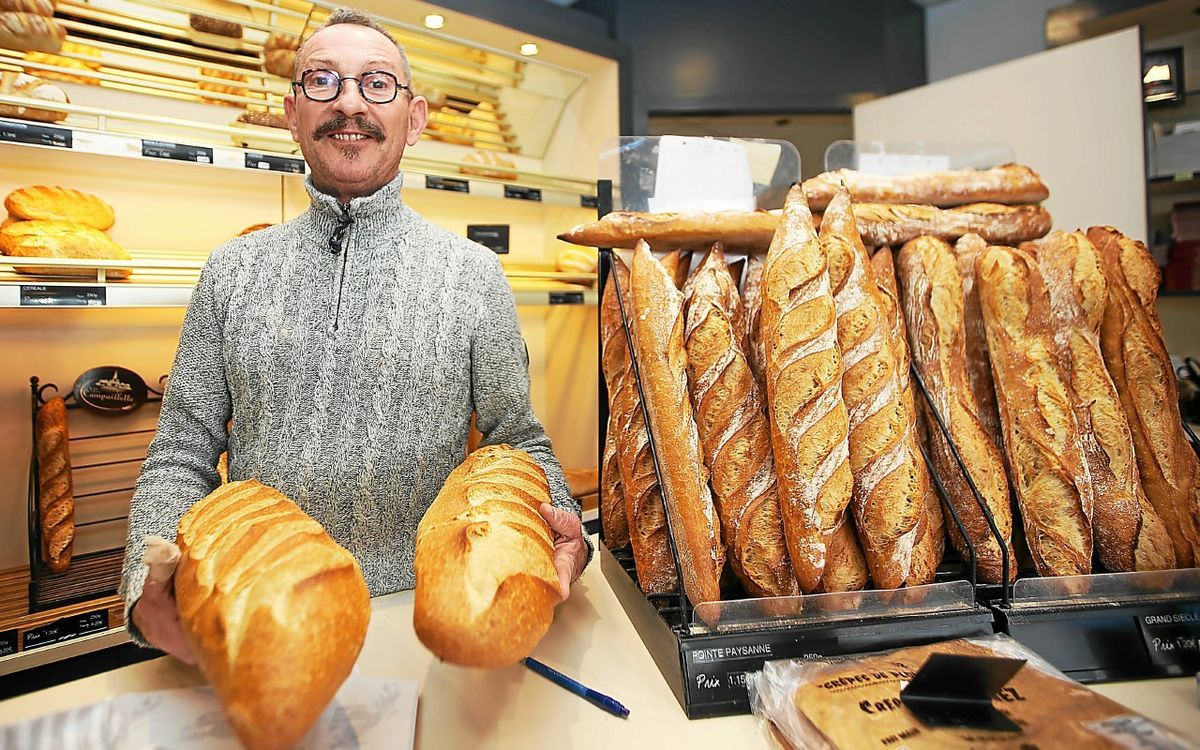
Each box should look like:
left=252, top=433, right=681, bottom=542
left=683, top=244, right=798, bottom=597
left=630, top=240, right=724, bottom=605
left=600, top=420, right=630, bottom=548
left=896, top=236, right=1015, bottom=583
left=855, top=203, right=1052, bottom=247
left=803, top=163, right=1049, bottom=212
left=953, top=234, right=1005, bottom=448
left=1029, top=231, right=1175, bottom=572
left=870, top=247, right=943, bottom=585
left=558, top=210, right=777, bottom=251
left=741, top=254, right=768, bottom=394
left=761, top=184, right=863, bottom=593
left=603, top=253, right=678, bottom=592
left=976, top=245, right=1094, bottom=577
left=36, top=395, right=74, bottom=573
left=821, top=188, right=922, bottom=588
left=1089, top=226, right=1200, bottom=566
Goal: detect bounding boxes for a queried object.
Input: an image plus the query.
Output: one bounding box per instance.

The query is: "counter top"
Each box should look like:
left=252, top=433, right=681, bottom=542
left=0, top=542, right=1196, bottom=747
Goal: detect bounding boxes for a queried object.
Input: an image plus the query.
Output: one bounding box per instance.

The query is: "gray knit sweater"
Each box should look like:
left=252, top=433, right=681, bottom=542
left=120, top=172, right=587, bottom=645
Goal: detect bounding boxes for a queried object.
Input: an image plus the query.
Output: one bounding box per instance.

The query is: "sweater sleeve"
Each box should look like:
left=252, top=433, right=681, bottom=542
left=470, top=255, right=594, bottom=563
left=119, top=253, right=232, bottom=645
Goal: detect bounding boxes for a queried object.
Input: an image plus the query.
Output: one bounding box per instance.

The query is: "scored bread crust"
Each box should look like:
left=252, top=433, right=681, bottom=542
left=952, top=234, right=1005, bottom=449
left=599, top=419, right=630, bottom=547
left=175, top=480, right=370, bottom=750
left=5, top=185, right=115, bottom=229
left=36, top=396, right=74, bottom=573
left=853, top=203, right=1052, bottom=247
left=975, top=245, right=1094, bottom=577
left=802, top=163, right=1049, bottom=212
left=558, top=210, right=779, bottom=252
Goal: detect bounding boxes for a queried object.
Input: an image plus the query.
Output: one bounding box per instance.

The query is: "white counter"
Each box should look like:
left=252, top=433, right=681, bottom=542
left=0, top=547, right=1196, bottom=747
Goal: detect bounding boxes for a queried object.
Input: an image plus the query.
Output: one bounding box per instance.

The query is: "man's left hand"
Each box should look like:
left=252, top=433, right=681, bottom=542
left=538, top=502, right=588, bottom=601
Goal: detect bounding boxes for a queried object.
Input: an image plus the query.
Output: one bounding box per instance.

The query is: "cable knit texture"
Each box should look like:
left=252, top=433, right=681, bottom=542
left=120, top=173, right=586, bottom=645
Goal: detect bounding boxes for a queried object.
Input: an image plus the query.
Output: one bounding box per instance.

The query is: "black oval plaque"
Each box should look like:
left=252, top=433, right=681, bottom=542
left=73, top=366, right=148, bottom=415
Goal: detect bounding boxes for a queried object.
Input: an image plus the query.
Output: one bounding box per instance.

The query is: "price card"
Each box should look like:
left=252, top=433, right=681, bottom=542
left=467, top=224, right=509, bottom=254
left=245, top=152, right=305, bottom=174
left=1137, top=609, right=1200, bottom=675
left=23, top=610, right=109, bottom=651
left=504, top=185, right=542, bottom=202
left=141, top=139, right=213, bottom=164
left=549, top=291, right=584, bottom=305
left=426, top=175, right=469, bottom=193
left=857, top=152, right=951, bottom=176
left=20, top=285, right=106, bottom=307
left=580, top=195, right=599, bottom=209
left=0, top=628, right=16, bottom=657
left=0, top=119, right=71, bottom=148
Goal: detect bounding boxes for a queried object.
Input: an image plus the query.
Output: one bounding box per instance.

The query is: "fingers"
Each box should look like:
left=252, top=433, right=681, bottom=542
left=132, top=581, right=198, bottom=666
left=539, top=502, right=583, bottom=540
left=553, top=555, right=572, bottom=601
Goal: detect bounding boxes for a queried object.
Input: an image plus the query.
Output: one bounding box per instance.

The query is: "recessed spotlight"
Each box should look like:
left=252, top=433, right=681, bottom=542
left=424, top=14, right=445, bottom=29
left=520, top=42, right=539, bottom=56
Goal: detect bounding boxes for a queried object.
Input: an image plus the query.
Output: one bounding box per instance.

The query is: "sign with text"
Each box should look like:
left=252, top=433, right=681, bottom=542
left=504, top=185, right=541, bottom=202
left=426, top=175, right=469, bottom=193
left=20, top=285, right=105, bottom=307
left=0, top=119, right=71, bottom=148
left=245, top=152, right=305, bottom=174
left=467, top=224, right=509, bottom=254
left=549, top=292, right=584, bottom=305
left=23, top=610, right=109, bottom=651
left=72, top=365, right=148, bottom=415
left=1137, top=609, right=1200, bottom=675
left=141, top=139, right=213, bottom=164
left=0, top=628, right=16, bottom=657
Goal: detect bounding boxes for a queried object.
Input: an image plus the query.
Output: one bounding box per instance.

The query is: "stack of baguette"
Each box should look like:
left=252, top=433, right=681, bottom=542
left=0, top=185, right=130, bottom=276
left=583, top=161, right=1193, bottom=603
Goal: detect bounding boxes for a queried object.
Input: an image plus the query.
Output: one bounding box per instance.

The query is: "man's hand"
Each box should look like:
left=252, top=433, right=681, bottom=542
left=538, top=502, right=588, bottom=601
left=131, top=575, right=197, bottom=665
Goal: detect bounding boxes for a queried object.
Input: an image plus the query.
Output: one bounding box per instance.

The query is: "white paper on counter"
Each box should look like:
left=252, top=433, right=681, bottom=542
left=0, top=674, right=418, bottom=750
left=648, top=135, right=756, bottom=213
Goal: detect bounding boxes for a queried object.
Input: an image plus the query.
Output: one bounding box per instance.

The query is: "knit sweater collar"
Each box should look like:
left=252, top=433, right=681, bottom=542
left=301, top=171, right=411, bottom=243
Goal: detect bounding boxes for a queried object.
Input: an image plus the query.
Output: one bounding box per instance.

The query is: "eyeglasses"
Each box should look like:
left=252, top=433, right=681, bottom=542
left=292, top=68, right=411, bottom=104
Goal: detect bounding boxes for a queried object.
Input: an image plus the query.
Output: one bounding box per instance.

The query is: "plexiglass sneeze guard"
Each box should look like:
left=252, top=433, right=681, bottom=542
left=599, top=136, right=801, bottom=212
left=1008, top=568, right=1200, bottom=609
left=824, top=140, right=1017, bottom=175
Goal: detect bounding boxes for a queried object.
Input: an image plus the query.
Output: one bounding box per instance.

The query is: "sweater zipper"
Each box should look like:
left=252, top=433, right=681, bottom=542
left=330, top=209, right=353, bottom=333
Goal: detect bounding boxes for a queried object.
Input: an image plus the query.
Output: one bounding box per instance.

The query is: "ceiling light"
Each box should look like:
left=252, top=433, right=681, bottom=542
left=520, top=43, right=539, bottom=56
left=423, top=14, right=444, bottom=29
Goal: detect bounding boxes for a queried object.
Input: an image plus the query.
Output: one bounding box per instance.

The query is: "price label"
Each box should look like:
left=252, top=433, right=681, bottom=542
left=467, top=224, right=509, bottom=254
left=20, top=285, right=106, bottom=307
left=580, top=195, right=599, bottom=209
left=1136, top=609, right=1200, bottom=675
left=426, top=175, right=469, bottom=193
left=245, top=152, right=305, bottom=174
left=0, top=119, right=71, bottom=148
left=141, top=139, right=213, bottom=164
left=0, top=628, right=16, bottom=657
left=504, top=185, right=542, bottom=202
left=549, top=292, right=584, bottom=305
left=23, top=610, right=109, bottom=651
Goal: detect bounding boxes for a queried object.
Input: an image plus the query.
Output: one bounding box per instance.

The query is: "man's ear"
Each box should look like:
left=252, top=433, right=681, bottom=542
left=283, top=90, right=301, bottom=144
left=406, top=95, right=428, bottom=147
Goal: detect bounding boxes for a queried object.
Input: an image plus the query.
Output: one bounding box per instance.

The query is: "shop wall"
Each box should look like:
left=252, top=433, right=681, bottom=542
left=925, top=0, right=1063, bottom=82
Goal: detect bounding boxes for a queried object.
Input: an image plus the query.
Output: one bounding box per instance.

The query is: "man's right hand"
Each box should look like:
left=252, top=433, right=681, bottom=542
left=131, top=575, right=197, bottom=665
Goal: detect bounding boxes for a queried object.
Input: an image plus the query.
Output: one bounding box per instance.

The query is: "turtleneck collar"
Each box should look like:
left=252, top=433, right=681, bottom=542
left=301, top=171, right=411, bottom=244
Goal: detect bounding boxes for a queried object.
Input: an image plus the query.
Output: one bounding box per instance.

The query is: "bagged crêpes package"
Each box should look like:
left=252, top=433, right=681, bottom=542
left=748, top=635, right=1196, bottom=750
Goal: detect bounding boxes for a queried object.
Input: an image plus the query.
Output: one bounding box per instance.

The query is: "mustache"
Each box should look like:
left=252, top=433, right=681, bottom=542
left=313, top=114, right=385, bottom=141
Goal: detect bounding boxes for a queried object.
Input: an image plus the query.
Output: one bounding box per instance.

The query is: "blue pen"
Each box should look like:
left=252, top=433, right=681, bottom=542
left=522, top=657, right=630, bottom=718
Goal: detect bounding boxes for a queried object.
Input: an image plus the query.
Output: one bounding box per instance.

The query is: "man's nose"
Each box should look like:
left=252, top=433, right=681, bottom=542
left=333, top=80, right=369, bottom=118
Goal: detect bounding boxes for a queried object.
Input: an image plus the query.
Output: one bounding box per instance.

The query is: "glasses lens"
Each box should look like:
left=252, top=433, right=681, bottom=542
left=304, top=69, right=341, bottom=101
left=360, top=72, right=398, bottom=103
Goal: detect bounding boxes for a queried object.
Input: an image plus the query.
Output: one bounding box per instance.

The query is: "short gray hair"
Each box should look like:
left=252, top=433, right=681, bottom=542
left=295, top=7, right=412, bottom=84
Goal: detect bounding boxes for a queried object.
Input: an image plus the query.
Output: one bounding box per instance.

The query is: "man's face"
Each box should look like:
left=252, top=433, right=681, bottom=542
left=284, top=24, right=428, bottom=203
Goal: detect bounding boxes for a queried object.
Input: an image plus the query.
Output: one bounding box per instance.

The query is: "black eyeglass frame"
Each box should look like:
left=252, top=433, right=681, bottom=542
left=291, top=68, right=413, bottom=104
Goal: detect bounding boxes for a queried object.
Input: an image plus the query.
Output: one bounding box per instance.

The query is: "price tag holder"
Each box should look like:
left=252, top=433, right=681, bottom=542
left=245, top=152, right=305, bottom=174
left=0, top=628, right=16, bottom=657
left=0, top=119, right=71, bottom=148
left=23, top=610, right=109, bottom=652
left=549, top=291, right=584, bottom=305
left=580, top=195, right=599, bottom=209
left=467, top=224, right=509, bottom=254
left=1137, top=608, right=1200, bottom=675
left=20, top=285, right=106, bottom=307
left=426, top=175, right=469, bottom=193
left=504, top=185, right=542, bottom=202
left=141, top=139, right=213, bottom=164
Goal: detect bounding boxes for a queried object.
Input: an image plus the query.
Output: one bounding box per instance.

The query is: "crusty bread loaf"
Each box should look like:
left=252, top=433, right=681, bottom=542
left=24, top=41, right=103, bottom=86
left=602, top=253, right=677, bottom=589
left=761, top=184, right=862, bottom=593
left=630, top=240, right=724, bottom=606
left=558, top=210, right=779, bottom=252
left=0, top=219, right=130, bottom=277
left=820, top=188, right=923, bottom=589
left=683, top=243, right=746, bottom=352
left=556, top=246, right=597, bottom=274
left=952, top=234, right=1005, bottom=448
left=896, top=236, right=1015, bottom=583
left=0, top=70, right=67, bottom=122
left=803, top=163, right=1049, bottom=212
left=175, top=480, right=370, bottom=750
left=1029, top=231, right=1175, bottom=572
left=413, top=445, right=560, bottom=667
left=976, top=244, right=1094, bottom=577
left=683, top=244, right=798, bottom=597
left=6, top=185, right=115, bottom=230
left=35, top=395, right=74, bottom=574
left=0, top=0, right=52, bottom=16
left=740, top=254, right=768, bottom=393
left=600, top=421, right=630, bottom=547
left=604, top=253, right=679, bottom=593
left=1089, top=226, right=1200, bottom=567
left=261, top=32, right=297, bottom=78
left=188, top=13, right=243, bottom=38
left=870, top=247, right=943, bottom=585
left=0, top=11, right=64, bottom=53
left=235, top=108, right=287, bottom=129
left=855, top=203, right=1052, bottom=247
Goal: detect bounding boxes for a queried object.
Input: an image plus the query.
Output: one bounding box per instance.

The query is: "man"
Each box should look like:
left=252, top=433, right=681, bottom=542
left=120, top=7, right=591, bottom=663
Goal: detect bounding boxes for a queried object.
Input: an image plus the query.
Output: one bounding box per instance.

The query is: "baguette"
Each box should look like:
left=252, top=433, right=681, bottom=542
left=683, top=244, right=798, bottom=597
left=821, top=188, right=922, bottom=589
left=952, top=234, right=1005, bottom=448
left=683, top=243, right=746, bottom=353
left=803, top=163, right=1049, bottom=212
left=870, top=247, right=943, bottom=585
left=854, top=203, right=1052, bottom=247
left=761, top=184, right=863, bottom=593
left=558, top=210, right=779, bottom=252
left=600, top=421, right=630, bottom=547
left=1089, top=226, right=1200, bottom=566
left=413, top=445, right=560, bottom=667
left=0, top=11, right=64, bottom=53
left=0, top=0, right=53, bottom=16
left=599, top=261, right=631, bottom=549
left=659, top=248, right=693, bottom=290
left=35, top=395, right=74, bottom=574
left=6, top=185, right=116, bottom=230
left=976, top=245, right=1094, bottom=577
left=0, top=70, right=67, bottom=123
left=1029, top=231, right=1175, bottom=572
left=604, top=253, right=679, bottom=593
left=188, top=13, right=243, bottom=38
left=175, top=480, right=370, bottom=750
left=0, top=219, right=131, bottom=278
left=896, top=236, right=1015, bottom=583
left=630, top=240, right=724, bottom=605
left=741, top=254, right=768, bottom=394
